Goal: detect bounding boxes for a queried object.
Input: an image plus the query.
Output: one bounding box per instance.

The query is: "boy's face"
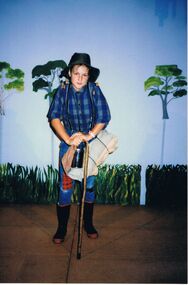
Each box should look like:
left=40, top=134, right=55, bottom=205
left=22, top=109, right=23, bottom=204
left=69, top=64, right=89, bottom=91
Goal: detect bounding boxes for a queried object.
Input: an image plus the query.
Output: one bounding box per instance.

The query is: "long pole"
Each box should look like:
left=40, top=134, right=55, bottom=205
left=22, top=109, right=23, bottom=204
left=77, top=142, right=89, bottom=259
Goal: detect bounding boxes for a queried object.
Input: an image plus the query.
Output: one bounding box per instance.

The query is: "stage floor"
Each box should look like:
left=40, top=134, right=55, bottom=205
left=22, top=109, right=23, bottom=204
left=0, top=204, right=187, bottom=283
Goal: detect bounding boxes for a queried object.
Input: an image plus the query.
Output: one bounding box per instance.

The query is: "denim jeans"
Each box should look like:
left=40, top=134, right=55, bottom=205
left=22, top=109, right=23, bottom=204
left=58, top=140, right=96, bottom=206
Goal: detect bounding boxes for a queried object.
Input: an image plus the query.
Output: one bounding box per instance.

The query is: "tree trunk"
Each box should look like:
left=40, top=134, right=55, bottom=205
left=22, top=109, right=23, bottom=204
left=140, top=164, right=147, bottom=205
left=162, top=100, right=169, bottom=119
left=160, top=119, right=167, bottom=166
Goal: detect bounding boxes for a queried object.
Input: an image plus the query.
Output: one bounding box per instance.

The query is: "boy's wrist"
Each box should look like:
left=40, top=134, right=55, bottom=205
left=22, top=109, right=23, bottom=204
left=89, top=131, right=96, bottom=139
left=65, top=136, right=71, bottom=145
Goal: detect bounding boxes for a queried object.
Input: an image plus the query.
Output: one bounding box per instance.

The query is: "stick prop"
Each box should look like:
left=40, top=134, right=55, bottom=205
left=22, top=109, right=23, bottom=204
left=77, top=142, right=89, bottom=259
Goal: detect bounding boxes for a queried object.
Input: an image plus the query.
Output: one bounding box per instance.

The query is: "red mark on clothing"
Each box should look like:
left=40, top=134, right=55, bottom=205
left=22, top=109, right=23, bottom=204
left=62, top=173, right=73, bottom=190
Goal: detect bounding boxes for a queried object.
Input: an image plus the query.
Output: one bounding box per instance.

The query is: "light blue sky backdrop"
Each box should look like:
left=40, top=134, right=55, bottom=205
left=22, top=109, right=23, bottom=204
left=0, top=0, right=187, bottom=168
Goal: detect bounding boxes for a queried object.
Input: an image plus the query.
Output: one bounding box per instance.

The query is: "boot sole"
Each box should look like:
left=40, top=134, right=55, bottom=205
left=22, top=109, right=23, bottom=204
left=53, top=238, right=64, bottom=244
left=87, top=233, right=99, bottom=239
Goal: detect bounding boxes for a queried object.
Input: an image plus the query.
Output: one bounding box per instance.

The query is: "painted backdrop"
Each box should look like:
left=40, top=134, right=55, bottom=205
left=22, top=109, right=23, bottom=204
left=0, top=0, right=187, bottom=169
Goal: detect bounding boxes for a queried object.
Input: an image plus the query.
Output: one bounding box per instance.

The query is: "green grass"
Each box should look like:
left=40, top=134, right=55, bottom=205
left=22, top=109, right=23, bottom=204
left=0, top=163, right=141, bottom=205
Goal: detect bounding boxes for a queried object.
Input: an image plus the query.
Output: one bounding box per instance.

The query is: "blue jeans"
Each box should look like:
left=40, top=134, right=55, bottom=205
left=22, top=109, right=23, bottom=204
left=58, top=140, right=96, bottom=206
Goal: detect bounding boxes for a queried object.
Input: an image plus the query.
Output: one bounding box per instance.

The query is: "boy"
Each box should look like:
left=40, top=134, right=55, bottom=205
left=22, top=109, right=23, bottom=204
left=47, top=53, right=111, bottom=244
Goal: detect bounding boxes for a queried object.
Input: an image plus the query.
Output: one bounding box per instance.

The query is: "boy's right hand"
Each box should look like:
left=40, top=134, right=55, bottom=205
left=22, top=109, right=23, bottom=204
left=68, top=132, right=83, bottom=147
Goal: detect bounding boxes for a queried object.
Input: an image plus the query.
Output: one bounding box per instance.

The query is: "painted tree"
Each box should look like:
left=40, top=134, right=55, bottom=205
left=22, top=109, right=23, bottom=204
left=32, top=60, right=67, bottom=166
left=32, top=60, right=67, bottom=102
left=144, top=65, right=187, bottom=165
left=0, top=62, right=24, bottom=115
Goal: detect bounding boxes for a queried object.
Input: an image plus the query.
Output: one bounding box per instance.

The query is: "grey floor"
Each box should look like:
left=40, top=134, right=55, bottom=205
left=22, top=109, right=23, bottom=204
left=0, top=204, right=187, bottom=283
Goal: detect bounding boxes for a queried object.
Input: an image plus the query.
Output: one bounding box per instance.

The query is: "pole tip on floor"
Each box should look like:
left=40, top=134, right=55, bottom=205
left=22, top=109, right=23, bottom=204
left=77, top=252, right=81, bottom=259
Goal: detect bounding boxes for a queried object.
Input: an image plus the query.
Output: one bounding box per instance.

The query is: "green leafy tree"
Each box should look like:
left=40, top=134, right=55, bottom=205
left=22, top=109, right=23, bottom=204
left=144, top=65, right=187, bottom=164
left=32, top=60, right=67, bottom=166
left=32, top=60, right=67, bottom=102
left=0, top=62, right=24, bottom=115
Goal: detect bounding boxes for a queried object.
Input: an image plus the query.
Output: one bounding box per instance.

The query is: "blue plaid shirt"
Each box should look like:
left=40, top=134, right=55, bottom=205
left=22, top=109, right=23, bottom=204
left=47, top=82, right=111, bottom=133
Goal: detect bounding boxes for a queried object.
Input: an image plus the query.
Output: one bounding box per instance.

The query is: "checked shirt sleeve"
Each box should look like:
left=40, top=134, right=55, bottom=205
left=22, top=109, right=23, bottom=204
left=47, top=86, right=65, bottom=122
left=93, top=85, right=111, bottom=126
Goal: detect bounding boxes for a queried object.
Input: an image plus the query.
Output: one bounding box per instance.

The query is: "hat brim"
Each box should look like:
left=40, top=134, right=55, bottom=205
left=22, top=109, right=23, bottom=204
left=60, top=64, right=100, bottom=82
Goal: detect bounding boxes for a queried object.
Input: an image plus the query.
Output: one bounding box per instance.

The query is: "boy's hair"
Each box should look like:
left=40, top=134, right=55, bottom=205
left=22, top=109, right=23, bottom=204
left=70, top=64, right=90, bottom=75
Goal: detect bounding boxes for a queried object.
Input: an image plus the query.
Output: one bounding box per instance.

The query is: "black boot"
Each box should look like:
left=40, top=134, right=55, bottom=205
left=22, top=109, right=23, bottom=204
left=53, top=204, right=70, bottom=244
left=83, top=202, right=98, bottom=239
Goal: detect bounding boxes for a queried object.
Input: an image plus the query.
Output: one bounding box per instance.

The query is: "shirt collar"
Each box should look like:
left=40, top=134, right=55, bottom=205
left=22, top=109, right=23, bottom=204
left=70, top=84, right=87, bottom=94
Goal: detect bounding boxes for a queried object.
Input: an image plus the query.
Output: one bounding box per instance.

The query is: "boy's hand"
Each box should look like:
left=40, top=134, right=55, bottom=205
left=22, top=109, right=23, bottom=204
left=68, top=132, right=83, bottom=146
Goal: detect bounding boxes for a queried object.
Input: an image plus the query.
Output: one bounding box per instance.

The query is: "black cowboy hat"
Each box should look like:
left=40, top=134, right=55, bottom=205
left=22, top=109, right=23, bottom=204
left=60, top=53, right=100, bottom=82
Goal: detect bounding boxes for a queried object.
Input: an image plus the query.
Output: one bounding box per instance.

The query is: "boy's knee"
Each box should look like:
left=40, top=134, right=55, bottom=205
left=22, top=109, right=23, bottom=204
left=85, top=188, right=95, bottom=203
left=86, top=176, right=95, bottom=189
left=58, top=172, right=74, bottom=205
left=58, top=189, right=73, bottom=205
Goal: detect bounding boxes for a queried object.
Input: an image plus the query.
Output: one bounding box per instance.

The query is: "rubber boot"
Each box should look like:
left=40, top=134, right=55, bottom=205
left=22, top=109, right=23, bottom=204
left=83, top=202, right=98, bottom=239
left=53, top=204, right=70, bottom=244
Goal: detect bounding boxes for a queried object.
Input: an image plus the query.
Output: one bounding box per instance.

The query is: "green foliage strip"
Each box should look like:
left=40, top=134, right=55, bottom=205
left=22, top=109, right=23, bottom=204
left=146, top=164, right=187, bottom=208
left=0, top=163, right=141, bottom=205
